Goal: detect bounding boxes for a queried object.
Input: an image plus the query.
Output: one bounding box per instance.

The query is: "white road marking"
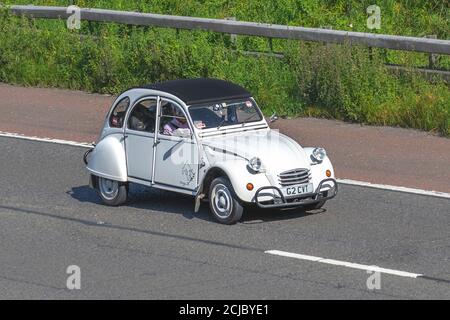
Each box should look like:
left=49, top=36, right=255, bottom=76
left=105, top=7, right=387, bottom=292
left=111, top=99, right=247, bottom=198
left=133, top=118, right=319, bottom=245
left=337, top=178, right=450, bottom=199
left=0, top=131, right=94, bottom=148
left=1, top=131, right=449, bottom=199
left=265, top=250, right=422, bottom=278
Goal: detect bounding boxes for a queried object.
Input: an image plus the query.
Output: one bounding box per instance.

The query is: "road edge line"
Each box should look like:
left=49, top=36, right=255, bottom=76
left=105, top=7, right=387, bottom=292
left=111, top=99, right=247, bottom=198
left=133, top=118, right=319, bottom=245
left=337, top=178, right=450, bottom=199
left=265, top=250, right=422, bottom=278
left=0, top=131, right=94, bottom=148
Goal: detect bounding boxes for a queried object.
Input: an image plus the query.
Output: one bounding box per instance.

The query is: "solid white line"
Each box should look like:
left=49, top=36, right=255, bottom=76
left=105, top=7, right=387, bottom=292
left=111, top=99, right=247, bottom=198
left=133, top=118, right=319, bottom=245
left=0, top=131, right=94, bottom=148
left=0, top=131, right=449, bottom=199
left=265, top=250, right=422, bottom=278
left=337, top=178, right=450, bottom=199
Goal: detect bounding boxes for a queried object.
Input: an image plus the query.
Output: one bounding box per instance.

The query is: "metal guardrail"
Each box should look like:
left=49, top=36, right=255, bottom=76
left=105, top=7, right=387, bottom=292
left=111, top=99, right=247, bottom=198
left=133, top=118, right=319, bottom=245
left=5, top=5, right=450, bottom=55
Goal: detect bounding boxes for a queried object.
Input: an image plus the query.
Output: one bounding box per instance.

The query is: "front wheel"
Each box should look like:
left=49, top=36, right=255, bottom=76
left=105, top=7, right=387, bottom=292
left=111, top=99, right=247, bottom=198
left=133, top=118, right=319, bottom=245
left=96, top=176, right=128, bottom=206
left=209, top=177, right=243, bottom=225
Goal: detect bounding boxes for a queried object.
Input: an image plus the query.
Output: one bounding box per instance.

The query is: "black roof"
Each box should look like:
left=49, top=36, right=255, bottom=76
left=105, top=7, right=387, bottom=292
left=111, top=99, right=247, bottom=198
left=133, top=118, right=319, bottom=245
left=140, top=78, right=251, bottom=105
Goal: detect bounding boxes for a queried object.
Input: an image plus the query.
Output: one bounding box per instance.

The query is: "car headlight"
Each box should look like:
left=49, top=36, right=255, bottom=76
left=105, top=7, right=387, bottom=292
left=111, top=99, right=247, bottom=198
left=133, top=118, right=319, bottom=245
left=248, top=157, right=262, bottom=172
left=311, top=147, right=327, bottom=163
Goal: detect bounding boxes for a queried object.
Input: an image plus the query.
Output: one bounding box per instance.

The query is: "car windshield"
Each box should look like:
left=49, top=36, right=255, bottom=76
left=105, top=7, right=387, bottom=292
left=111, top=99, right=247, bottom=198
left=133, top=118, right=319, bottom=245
left=188, top=99, right=263, bottom=130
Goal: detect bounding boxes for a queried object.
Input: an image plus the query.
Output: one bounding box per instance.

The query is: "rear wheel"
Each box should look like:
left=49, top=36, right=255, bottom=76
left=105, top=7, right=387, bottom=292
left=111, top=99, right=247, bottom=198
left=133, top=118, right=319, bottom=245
left=96, top=176, right=128, bottom=206
left=209, top=177, right=243, bottom=225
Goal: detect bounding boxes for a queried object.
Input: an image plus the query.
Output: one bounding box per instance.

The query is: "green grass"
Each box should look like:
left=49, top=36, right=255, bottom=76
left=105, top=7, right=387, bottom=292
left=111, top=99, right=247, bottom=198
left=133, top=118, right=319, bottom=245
left=0, top=1, right=449, bottom=135
left=4, top=0, right=450, bottom=68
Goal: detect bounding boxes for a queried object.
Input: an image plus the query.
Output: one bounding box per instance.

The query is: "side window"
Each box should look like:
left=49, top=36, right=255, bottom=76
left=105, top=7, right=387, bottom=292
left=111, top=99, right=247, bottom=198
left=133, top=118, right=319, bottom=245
left=128, top=99, right=157, bottom=133
left=159, top=101, right=190, bottom=136
left=109, top=97, right=130, bottom=128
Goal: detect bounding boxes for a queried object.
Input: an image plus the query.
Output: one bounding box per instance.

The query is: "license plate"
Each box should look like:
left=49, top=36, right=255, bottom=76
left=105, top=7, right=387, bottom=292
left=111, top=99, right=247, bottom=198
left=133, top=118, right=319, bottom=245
left=282, top=183, right=313, bottom=197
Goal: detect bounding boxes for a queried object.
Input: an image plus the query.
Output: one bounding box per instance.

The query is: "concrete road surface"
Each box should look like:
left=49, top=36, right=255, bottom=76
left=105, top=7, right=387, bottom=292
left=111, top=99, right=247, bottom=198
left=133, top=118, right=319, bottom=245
left=0, top=136, right=449, bottom=299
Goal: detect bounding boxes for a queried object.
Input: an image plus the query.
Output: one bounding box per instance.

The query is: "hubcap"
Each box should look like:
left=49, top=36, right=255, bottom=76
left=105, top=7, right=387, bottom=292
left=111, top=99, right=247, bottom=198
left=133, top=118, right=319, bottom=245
left=99, top=177, right=119, bottom=200
left=212, top=184, right=233, bottom=218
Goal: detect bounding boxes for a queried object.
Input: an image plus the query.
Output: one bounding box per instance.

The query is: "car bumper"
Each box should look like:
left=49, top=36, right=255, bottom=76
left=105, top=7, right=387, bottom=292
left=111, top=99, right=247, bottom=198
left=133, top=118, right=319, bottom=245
left=254, top=178, right=338, bottom=209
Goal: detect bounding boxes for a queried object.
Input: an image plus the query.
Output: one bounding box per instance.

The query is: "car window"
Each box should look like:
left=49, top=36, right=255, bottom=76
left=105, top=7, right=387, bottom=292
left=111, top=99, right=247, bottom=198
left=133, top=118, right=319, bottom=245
left=159, top=101, right=190, bottom=136
left=128, top=99, right=157, bottom=133
left=109, top=97, right=130, bottom=128
left=189, top=99, right=263, bottom=129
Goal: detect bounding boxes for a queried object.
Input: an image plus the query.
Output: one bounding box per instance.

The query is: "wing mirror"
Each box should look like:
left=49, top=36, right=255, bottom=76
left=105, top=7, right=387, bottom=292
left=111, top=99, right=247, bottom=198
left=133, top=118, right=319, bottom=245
left=269, top=113, right=278, bottom=123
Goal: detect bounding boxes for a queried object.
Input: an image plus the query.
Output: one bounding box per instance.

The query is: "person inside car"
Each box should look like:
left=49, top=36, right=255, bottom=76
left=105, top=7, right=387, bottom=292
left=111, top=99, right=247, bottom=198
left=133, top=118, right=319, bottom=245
left=163, top=116, right=189, bottom=135
left=162, top=104, right=190, bottom=135
left=129, top=104, right=148, bottom=131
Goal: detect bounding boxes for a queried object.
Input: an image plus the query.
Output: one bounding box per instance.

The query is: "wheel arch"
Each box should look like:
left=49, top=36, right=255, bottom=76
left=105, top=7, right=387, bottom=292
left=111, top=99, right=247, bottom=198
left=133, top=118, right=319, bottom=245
left=201, top=166, right=228, bottom=199
left=199, top=160, right=270, bottom=203
left=86, top=134, right=128, bottom=182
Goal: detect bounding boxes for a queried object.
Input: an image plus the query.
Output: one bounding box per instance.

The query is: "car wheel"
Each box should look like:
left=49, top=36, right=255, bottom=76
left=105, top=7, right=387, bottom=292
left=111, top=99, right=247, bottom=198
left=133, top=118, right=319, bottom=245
left=209, top=177, right=243, bottom=225
left=96, top=176, right=128, bottom=206
left=304, top=200, right=326, bottom=211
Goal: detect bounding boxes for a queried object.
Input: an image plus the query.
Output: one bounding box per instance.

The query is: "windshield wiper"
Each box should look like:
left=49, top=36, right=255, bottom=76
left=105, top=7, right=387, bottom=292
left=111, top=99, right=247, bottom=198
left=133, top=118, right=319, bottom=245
left=216, top=112, right=261, bottom=129
left=241, top=112, right=260, bottom=126
left=217, top=118, right=227, bottom=130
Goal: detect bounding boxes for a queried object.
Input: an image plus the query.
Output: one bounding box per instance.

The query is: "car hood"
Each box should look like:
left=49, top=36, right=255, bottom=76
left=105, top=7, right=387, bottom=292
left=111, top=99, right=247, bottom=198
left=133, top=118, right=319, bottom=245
left=201, top=129, right=310, bottom=172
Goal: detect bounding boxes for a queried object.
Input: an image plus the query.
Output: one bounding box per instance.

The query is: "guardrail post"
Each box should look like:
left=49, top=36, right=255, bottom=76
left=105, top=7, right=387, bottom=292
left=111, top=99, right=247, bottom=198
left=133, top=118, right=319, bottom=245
left=323, top=26, right=333, bottom=48
left=226, top=17, right=237, bottom=45
left=426, top=35, right=438, bottom=69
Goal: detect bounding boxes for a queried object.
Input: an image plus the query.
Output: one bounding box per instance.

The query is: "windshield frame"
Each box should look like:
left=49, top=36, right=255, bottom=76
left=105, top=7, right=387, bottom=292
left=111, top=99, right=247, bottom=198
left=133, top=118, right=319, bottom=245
left=187, top=97, right=267, bottom=133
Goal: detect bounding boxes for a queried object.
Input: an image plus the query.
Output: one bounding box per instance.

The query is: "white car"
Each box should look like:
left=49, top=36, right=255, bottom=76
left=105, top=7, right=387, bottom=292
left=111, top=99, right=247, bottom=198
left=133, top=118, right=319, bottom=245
left=84, top=78, right=337, bottom=224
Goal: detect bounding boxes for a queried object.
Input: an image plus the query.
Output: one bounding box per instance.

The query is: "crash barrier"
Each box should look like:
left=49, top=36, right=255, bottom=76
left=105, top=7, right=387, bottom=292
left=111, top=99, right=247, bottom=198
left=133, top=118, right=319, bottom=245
left=5, top=5, right=450, bottom=80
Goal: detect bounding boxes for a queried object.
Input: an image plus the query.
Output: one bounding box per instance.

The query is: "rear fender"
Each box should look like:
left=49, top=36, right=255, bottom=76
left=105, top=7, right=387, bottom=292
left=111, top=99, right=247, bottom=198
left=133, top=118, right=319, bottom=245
left=86, top=134, right=127, bottom=182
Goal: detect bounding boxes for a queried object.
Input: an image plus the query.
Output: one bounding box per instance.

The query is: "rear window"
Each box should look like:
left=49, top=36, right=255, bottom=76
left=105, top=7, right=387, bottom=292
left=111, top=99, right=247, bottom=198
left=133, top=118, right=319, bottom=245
left=109, top=97, right=130, bottom=128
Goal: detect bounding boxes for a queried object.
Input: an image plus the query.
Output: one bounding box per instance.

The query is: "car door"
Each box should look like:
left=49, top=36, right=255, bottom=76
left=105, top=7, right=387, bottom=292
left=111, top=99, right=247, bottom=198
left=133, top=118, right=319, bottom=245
left=153, top=98, right=199, bottom=191
left=124, top=97, right=158, bottom=182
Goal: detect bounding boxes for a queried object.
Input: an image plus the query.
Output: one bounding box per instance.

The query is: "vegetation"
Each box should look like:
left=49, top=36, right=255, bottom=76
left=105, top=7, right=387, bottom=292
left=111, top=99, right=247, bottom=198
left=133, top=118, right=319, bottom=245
left=0, top=1, right=449, bottom=135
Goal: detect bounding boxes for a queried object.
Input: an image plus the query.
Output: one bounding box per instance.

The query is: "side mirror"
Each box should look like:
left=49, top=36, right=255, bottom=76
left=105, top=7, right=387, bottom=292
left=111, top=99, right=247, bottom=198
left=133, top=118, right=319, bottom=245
left=172, top=128, right=192, bottom=138
left=269, top=113, right=278, bottom=123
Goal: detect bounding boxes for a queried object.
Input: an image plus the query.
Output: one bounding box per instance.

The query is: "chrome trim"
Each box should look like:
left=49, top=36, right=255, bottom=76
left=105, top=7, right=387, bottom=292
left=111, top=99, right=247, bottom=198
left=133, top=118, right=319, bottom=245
left=278, top=168, right=311, bottom=186
left=278, top=174, right=311, bottom=182
left=254, top=178, right=338, bottom=209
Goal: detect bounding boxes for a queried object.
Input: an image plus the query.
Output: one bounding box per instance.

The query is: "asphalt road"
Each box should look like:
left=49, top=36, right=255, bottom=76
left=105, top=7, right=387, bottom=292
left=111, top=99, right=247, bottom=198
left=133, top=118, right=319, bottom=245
left=0, top=136, right=449, bottom=299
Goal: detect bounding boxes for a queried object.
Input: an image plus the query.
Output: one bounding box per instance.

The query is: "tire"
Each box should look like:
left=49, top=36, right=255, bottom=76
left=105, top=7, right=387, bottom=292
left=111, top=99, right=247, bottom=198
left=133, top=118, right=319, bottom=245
left=209, top=177, right=243, bottom=225
left=304, top=200, right=326, bottom=211
left=95, top=176, right=128, bottom=206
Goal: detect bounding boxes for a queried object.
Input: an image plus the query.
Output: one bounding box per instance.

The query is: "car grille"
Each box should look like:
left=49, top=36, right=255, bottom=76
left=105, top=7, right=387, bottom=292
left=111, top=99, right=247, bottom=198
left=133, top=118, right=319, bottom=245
left=278, top=168, right=311, bottom=187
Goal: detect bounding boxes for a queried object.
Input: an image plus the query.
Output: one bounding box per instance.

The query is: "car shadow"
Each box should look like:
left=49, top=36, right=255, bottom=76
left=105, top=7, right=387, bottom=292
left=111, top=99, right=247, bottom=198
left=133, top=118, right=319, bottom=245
left=240, top=204, right=326, bottom=224
left=67, top=183, right=214, bottom=222
left=66, top=185, right=103, bottom=205
left=67, top=184, right=323, bottom=224
left=126, top=184, right=214, bottom=222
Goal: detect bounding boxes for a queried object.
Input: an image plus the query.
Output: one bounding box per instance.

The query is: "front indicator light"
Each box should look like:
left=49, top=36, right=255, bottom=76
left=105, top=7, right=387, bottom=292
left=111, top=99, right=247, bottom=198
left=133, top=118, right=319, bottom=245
left=246, top=183, right=254, bottom=191
left=326, top=170, right=332, bottom=177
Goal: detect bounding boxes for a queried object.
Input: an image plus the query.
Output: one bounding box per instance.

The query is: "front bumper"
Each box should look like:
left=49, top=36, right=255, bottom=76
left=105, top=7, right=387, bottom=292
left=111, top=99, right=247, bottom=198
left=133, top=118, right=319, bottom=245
left=254, top=178, right=338, bottom=209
